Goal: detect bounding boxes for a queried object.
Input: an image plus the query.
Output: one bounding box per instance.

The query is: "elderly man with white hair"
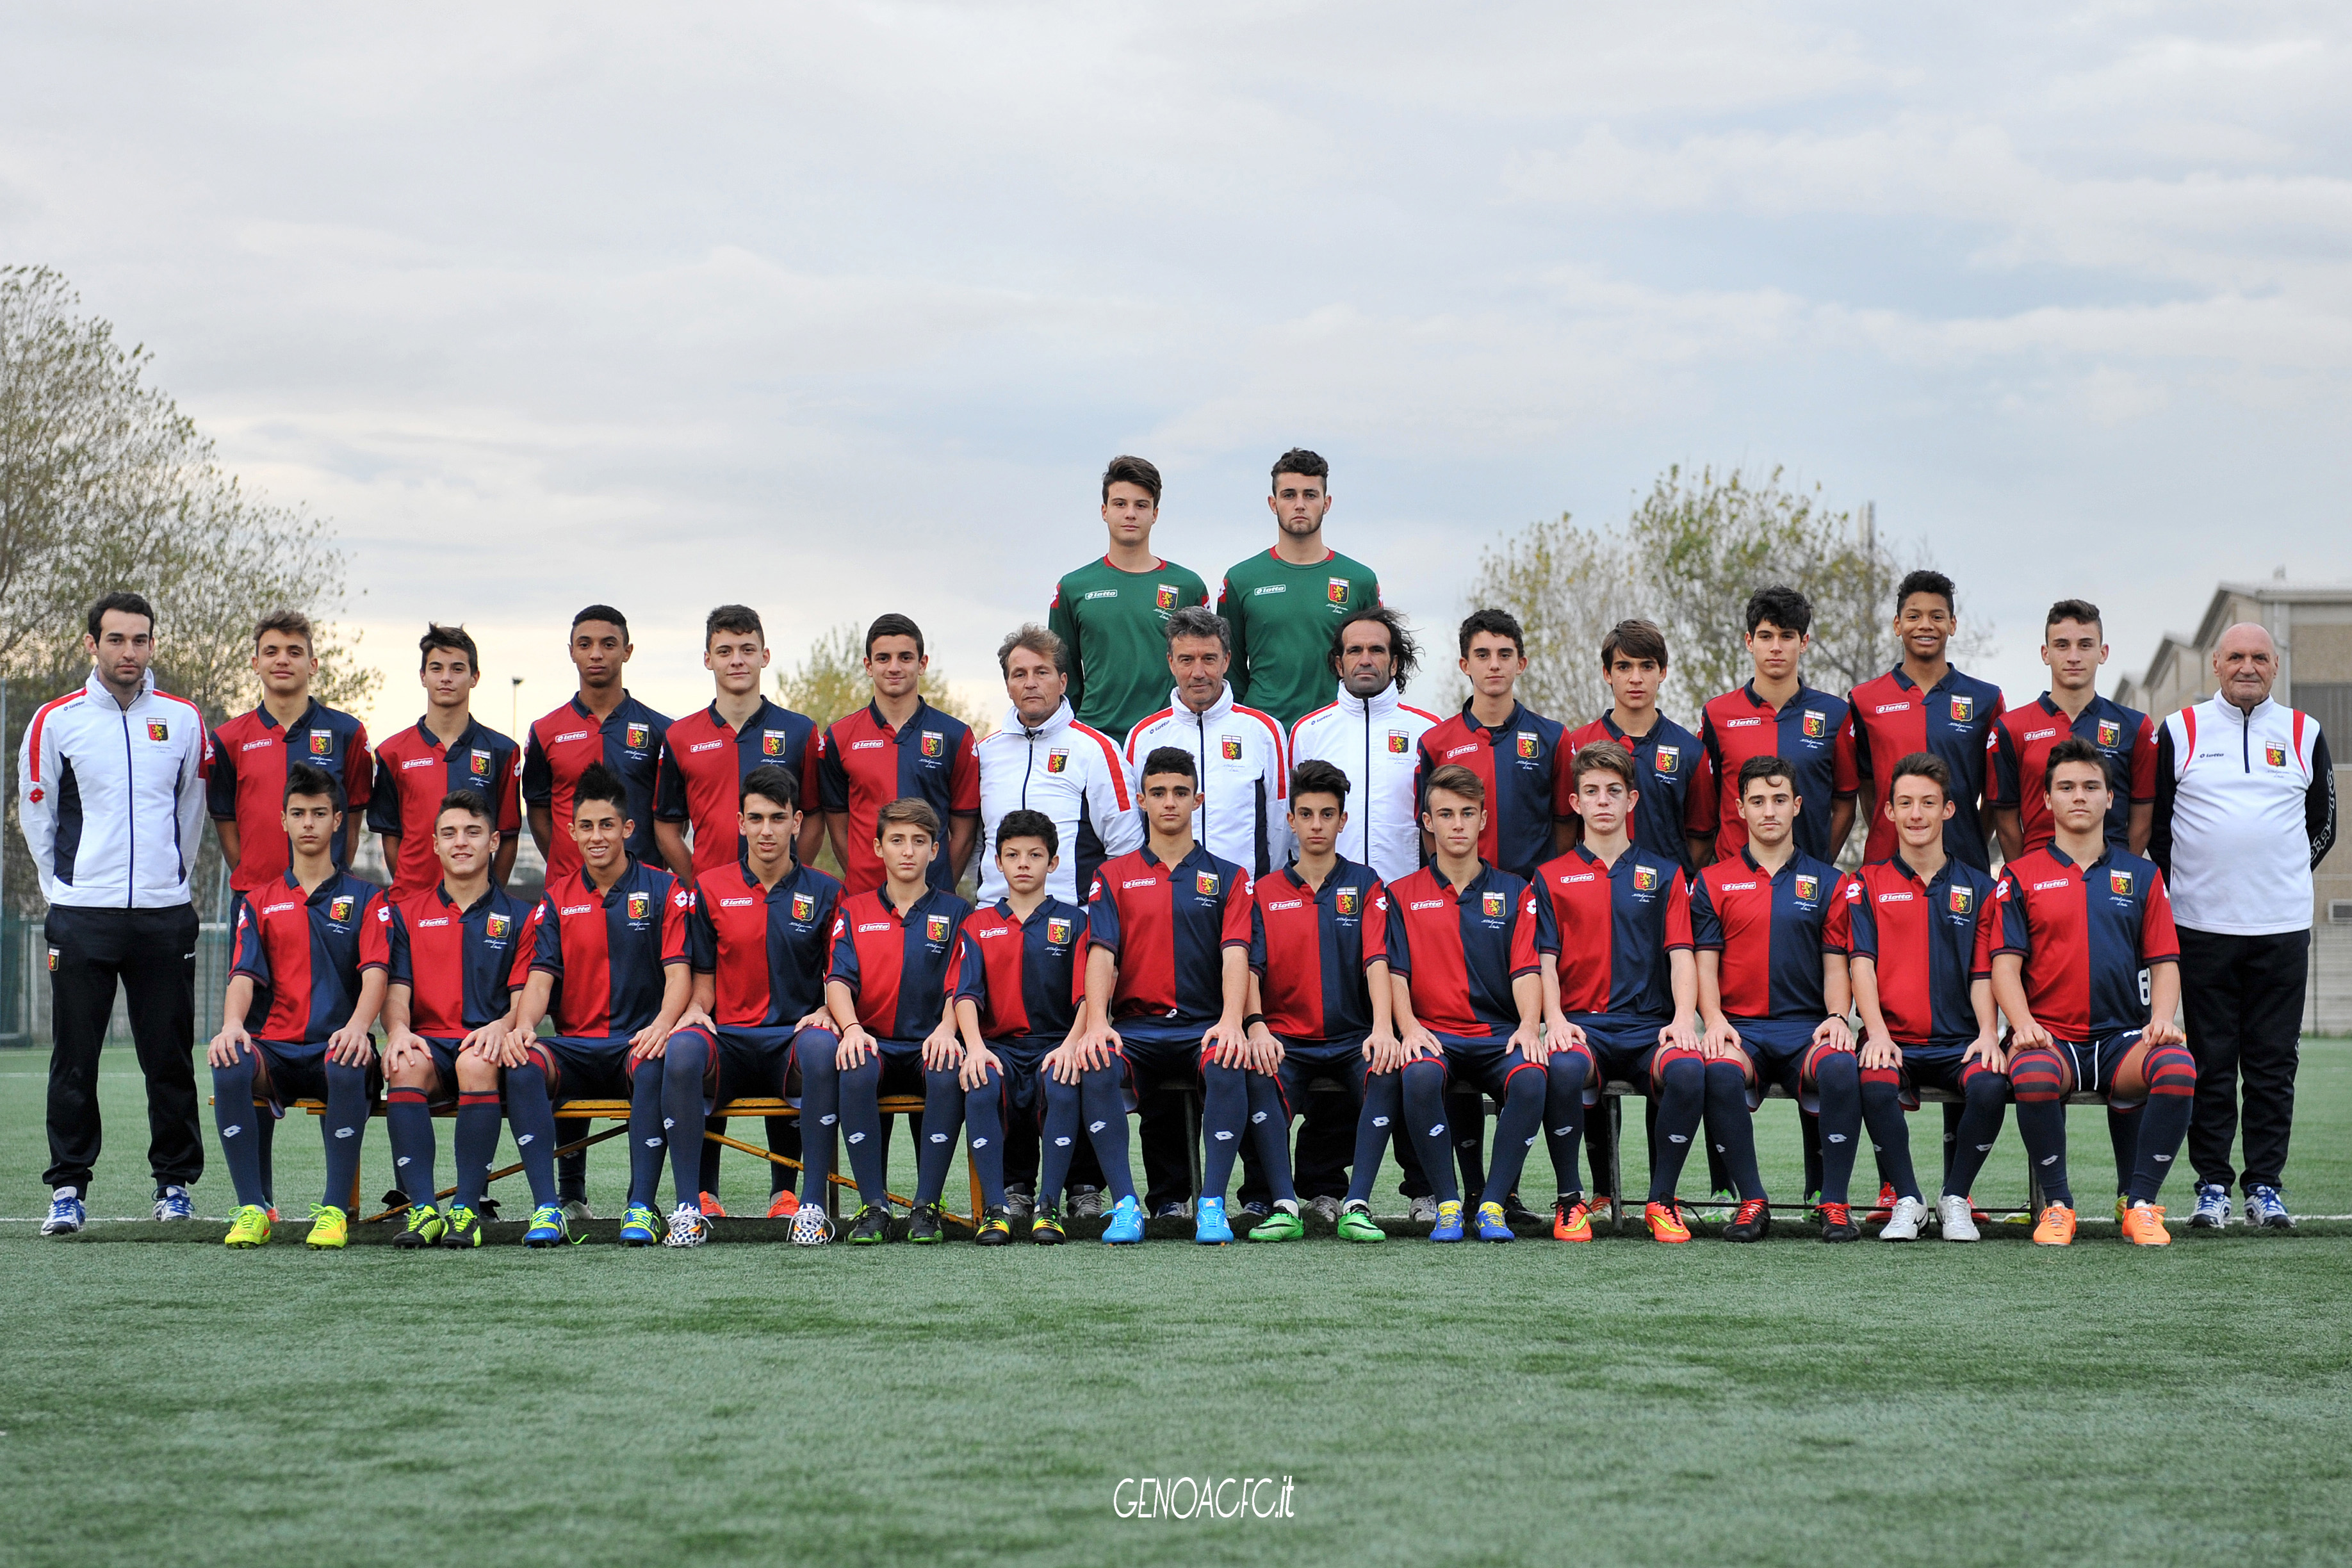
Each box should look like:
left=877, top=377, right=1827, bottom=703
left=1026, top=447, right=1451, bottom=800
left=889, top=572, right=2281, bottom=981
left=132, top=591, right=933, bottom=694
left=2150, top=623, right=2337, bottom=1230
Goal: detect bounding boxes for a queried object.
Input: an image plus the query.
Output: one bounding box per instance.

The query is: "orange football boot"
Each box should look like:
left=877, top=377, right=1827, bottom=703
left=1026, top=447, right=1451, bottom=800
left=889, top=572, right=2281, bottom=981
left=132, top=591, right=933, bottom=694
left=2119, top=1204, right=2171, bottom=1246
left=699, top=1190, right=729, bottom=1219
left=1644, top=1200, right=1692, bottom=1244
left=1866, top=1182, right=1895, bottom=1225
left=1553, top=1198, right=1594, bottom=1242
left=764, top=1189, right=800, bottom=1220
left=2032, top=1204, right=2077, bottom=1246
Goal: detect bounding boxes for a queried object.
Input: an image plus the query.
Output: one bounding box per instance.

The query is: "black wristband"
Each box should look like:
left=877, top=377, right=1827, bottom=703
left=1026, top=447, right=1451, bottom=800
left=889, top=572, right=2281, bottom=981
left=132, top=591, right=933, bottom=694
left=1243, top=1013, right=1266, bottom=1032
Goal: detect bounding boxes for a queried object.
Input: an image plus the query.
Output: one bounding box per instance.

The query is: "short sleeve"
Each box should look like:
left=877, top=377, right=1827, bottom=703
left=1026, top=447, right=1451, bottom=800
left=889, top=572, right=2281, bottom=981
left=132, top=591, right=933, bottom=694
left=1990, top=871, right=2031, bottom=960
left=2141, top=868, right=2180, bottom=965
left=520, top=726, right=553, bottom=808
left=1663, top=871, right=1694, bottom=952
left=1359, top=878, right=1389, bottom=968
left=661, top=882, right=692, bottom=965
left=365, top=747, right=401, bottom=838
left=207, top=730, right=238, bottom=821
left=231, top=902, right=270, bottom=984
left=1688, top=874, right=1723, bottom=951
left=529, top=898, right=563, bottom=976
left=1085, top=875, right=1122, bottom=954
left=654, top=738, right=690, bottom=822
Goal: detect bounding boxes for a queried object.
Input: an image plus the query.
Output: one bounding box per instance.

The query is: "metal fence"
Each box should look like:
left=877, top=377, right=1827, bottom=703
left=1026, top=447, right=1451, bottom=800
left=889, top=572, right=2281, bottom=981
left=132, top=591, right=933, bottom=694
left=0, top=913, right=239, bottom=1050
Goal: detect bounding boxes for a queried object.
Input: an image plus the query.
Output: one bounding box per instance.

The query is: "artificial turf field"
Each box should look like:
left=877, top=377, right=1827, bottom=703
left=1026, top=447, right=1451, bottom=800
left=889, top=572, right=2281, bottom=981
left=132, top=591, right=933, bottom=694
left=3, top=1047, right=2349, bottom=1567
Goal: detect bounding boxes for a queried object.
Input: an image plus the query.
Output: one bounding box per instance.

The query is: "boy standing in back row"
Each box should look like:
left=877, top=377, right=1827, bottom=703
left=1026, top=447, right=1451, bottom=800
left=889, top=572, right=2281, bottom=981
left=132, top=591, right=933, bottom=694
left=1049, top=455, right=1211, bottom=745
left=1217, top=448, right=1382, bottom=733
left=368, top=625, right=521, bottom=897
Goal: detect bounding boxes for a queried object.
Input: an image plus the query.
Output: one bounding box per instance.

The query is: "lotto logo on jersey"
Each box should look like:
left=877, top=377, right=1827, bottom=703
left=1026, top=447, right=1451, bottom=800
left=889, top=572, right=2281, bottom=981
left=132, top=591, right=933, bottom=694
left=627, top=892, right=650, bottom=920
left=1950, top=696, right=1974, bottom=723
left=626, top=723, right=650, bottom=749
left=1155, top=584, right=1179, bottom=611
left=1515, top=732, right=1539, bottom=759
left=1387, top=731, right=1410, bottom=755
left=1047, top=917, right=1073, bottom=945
left=1480, top=892, right=1505, bottom=919
left=486, top=914, right=512, bottom=939
left=921, top=731, right=944, bottom=759
left=1221, top=735, right=1243, bottom=761
left=1046, top=749, right=1068, bottom=773
left=1653, top=745, right=1678, bottom=774
left=1801, top=710, right=1828, bottom=739
left=926, top=914, right=952, bottom=943
left=146, top=721, right=169, bottom=742
left=761, top=730, right=787, bottom=758
left=1948, top=887, right=1974, bottom=916
left=309, top=730, right=334, bottom=755
left=1633, top=865, right=1660, bottom=892
left=2096, top=719, right=2121, bottom=747
left=329, top=895, right=355, bottom=922
left=2109, top=870, right=2134, bottom=897
left=1795, top=875, right=1819, bottom=902
left=790, top=893, right=816, bottom=921
left=1327, top=576, right=1349, bottom=605
left=1335, top=888, right=1360, bottom=916
left=1196, top=871, right=1220, bottom=897
left=2266, top=744, right=2288, bottom=767
left=469, top=749, right=491, bottom=777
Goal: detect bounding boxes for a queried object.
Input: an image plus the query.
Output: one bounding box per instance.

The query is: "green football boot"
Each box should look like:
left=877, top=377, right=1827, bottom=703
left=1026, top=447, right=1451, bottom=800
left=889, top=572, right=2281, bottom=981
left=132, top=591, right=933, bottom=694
left=1246, top=1206, right=1304, bottom=1243
left=393, top=1203, right=446, bottom=1249
left=224, top=1204, right=273, bottom=1248
left=441, top=1203, right=485, bottom=1249
left=305, top=1204, right=349, bottom=1250
left=1336, top=1202, right=1387, bottom=1243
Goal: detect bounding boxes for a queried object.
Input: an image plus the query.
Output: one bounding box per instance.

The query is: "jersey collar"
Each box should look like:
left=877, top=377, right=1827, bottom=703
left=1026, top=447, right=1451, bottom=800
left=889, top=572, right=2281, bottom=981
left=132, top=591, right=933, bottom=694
left=255, top=697, right=325, bottom=735
left=1457, top=699, right=1525, bottom=738
left=1740, top=679, right=1816, bottom=715
left=865, top=697, right=936, bottom=740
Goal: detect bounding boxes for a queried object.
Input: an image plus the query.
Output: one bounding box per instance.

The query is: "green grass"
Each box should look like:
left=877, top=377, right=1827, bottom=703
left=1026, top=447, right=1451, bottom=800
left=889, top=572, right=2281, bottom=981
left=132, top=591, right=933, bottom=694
left=3, top=1048, right=2350, bottom=1567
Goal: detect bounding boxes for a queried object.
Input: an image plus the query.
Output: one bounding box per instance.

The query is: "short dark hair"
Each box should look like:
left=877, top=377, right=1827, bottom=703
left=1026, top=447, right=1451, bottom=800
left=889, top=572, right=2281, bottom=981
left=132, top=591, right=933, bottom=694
left=1423, top=762, right=1484, bottom=808
left=437, top=789, right=495, bottom=826
left=865, top=612, right=925, bottom=660
left=875, top=796, right=941, bottom=842
left=1896, top=570, right=1955, bottom=616
left=1736, top=755, right=1794, bottom=796
left=282, top=762, right=338, bottom=806
left=253, top=610, right=313, bottom=649
left=994, top=808, right=1059, bottom=858
left=1458, top=607, right=1524, bottom=658
left=571, top=604, right=630, bottom=641
left=2044, top=736, right=2110, bottom=789
left=1330, top=605, right=1420, bottom=690
left=1744, top=586, right=1812, bottom=638
left=1599, top=618, right=1669, bottom=673
left=1271, top=448, right=1328, bottom=488
left=1570, top=740, right=1638, bottom=794
left=571, top=762, right=629, bottom=819
left=420, top=623, right=479, bottom=671
left=1102, top=454, right=1163, bottom=505
left=740, top=762, right=801, bottom=812
left=2046, top=599, right=2102, bottom=636
left=86, top=591, right=154, bottom=640
left=1141, top=746, right=1196, bottom=786
left=1289, top=758, right=1351, bottom=809
left=997, top=623, right=1068, bottom=677
left=1888, top=751, right=1951, bottom=798
left=705, top=604, right=764, bottom=646
left=1164, top=605, right=1229, bottom=653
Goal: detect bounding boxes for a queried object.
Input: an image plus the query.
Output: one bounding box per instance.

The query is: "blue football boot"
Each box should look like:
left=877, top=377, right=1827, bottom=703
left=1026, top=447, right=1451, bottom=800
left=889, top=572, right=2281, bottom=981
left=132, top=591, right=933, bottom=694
left=1194, top=1196, right=1234, bottom=1245
left=1101, top=1193, right=1146, bottom=1245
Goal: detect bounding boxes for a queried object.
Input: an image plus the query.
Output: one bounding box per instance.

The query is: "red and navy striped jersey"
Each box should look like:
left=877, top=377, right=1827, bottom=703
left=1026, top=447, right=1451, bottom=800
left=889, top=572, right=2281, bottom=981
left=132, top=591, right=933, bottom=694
left=525, top=860, right=692, bottom=1038
left=1826, top=857, right=1994, bottom=1051
left=1248, top=858, right=1389, bottom=1045
left=828, top=886, right=972, bottom=1041
left=1565, top=711, right=1701, bottom=875
left=1986, top=844, right=2177, bottom=1041
left=817, top=699, right=982, bottom=895
left=950, top=895, right=1090, bottom=1042
left=365, top=881, right=534, bottom=1037
left=523, top=693, right=672, bottom=884
left=1383, top=863, right=1540, bottom=1040
left=1845, top=667, right=2005, bottom=869
left=1530, top=844, right=1692, bottom=1020
left=366, top=719, right=523, bottom=897
left=208, top=699, right=373, bottom=894
left=1690, top=847, right=1841, bottom=1022
left=685, top=858, right=842, bottom=1027
left=1686, top=682, right=1859, bottom=865
left=1086, top=844, right=1255, bottom=1027
left=1988, top=694, right=2157, bottom=856
left=1416, top=701, right=1569, bottom=879
left=653, top=699, right=821, bottom=879
left=231, top=869, right=386, bottom=1042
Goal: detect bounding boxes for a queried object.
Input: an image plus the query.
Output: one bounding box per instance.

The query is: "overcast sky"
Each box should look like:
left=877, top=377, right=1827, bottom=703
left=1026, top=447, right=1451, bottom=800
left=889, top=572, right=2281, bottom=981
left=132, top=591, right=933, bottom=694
left=4, top=3, right=2347, bottom=735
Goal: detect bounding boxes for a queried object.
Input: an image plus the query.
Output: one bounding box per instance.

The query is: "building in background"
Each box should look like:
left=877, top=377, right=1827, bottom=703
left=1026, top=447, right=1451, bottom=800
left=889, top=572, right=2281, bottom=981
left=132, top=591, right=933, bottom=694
left=2119, top=578, right=2352, bottom=1034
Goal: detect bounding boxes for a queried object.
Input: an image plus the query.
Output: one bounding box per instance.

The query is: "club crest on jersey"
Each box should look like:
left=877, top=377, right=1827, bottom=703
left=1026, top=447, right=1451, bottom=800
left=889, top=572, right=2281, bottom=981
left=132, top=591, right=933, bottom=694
left=2266, top=744, right=2287, bottom=767
left=1950, top=696, right=1974, bottom=723
left=308, top=730, right=334, bottom=755
left=486, top=914, right=511, bottom=939
left=1327, top=576, right=1349, bottom=606
left=926, top=914, right=952, bottom=942
left=1387, top=730, right=1409, bottom=755
left=790, top=893, right=815, bottom=922
left=2096, top=719, right=2121, bottom=747
left=1795, top=874, right=1819, bottom=902
left=1047, top=917, right=1073, bottom=945
left=1335, top=888, right=1360, bottom=916
left=1515, top=732, right=1539, bottom=759
left=1036, top=749, right=1065, bottom=776
left=1480, top=892, right=1506, bottom=919
left=1948, top=886, right=1974, bottom=915
left=2109, top=870, right=2134, bottom=897
left=761, top=730, right=787, bottom=758
left=1633, top=865, right=1660, bottom=892
left=469, top=749, right=491, bottom=777
left=1195, top=871, right=1220, bottom=897
left=329, top=895, right=355, bottom=922
left=1221, top=735, right=1243, bottom=761
left=627, top=892, right=650, bottom=920
left=1654, top=745, right=1678, bottom=774
left=1155, top=584, right=1179, bottom=611
left=146, top=721, right=169, bottom=742
left=1802, top=710, right=1828, bottom=740
left=920, top=731, right=944, bottom=759
left=626, top=723, right=649, bottom=749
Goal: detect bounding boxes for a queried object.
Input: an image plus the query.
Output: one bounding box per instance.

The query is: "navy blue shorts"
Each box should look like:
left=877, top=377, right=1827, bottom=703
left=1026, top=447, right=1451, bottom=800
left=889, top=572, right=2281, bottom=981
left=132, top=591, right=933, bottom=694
left=1113, top=1017, right=1207, bottom=1109
left=1560, top=1014, right=1672, bottom=1104
left=990, top=1035, right=1055, bottom=1119
left=539, top=1034, right=637, bottom=1100
left=2051, top=1029, right=2148, bottom=1106
left=1731, top=1017, right=1847, bottom=1113
left=1430, top=1032, right=1540, bottom=1098
left=405, top=1037, right=468, bottom=1103
left=1886, top=1047, right=1998, bottom=1110
left=1277, top=1037, right=1366, bottom=1118
left=666, top=1023, right=802, bottom=1106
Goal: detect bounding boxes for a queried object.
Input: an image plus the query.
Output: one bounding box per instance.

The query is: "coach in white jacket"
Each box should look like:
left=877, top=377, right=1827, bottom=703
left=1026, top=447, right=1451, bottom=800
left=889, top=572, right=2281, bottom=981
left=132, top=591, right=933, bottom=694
left=975, top=625, right=1141, bottom=906
left=1286, top=605, right=1442, bottom=885
left=19, top=593, right=213, bottom=1233
left=1123, top=607, right=1290, bottom=876
left=2149, top=623, right=2337, bottom=1229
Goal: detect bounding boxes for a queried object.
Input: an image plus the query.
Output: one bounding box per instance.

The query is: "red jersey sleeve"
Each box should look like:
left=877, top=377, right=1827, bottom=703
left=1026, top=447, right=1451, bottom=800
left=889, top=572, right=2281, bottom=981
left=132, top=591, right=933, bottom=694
left=1824, top=872, right=1861, bottom=955
left=231, top=903, right=270, bottom=985
left=949, top=927, right=986, bottom=1007
left=2141, top=867, right=2180, bottom=965
left=1966, top=897, right=1993, bottom=979
left=1685, top=717, right=1720, bottom=838
left=949, top=731, right=980, bottom=814
left=661, top=883, right=693, bottom=966
left=1989, top=870, right=2030, bottom=960
left=363, top=901, right=397, bottom=976
left=497, top=748, right=523, bottom=835
left=1509, top=887, right=1539, bottom=979
left=1220, top=872, right=1254, bottom=949
left=1833, top=712, right=1860, bottom=796
left=1360, top=878, right=1390, bottom=967
left=343, top=720, right=373, bottom=810
left=2130, top=715, right=2159, bottom=803
left=1663, top=870, right=1694, bottom=951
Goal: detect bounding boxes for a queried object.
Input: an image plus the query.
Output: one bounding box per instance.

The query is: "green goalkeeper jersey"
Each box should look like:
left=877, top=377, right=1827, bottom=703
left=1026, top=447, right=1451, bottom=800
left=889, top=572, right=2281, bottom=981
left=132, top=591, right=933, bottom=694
left=1215, top=546, right=1382, bottom=731
left=1047, top=554, right=1210, bottom=742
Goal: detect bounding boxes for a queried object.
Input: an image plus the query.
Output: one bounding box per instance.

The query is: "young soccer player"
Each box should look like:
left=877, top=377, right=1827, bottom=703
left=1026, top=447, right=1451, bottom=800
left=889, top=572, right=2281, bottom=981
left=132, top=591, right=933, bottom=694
left=1123, top=605, right=1289, bottom=876
left=505, top=764, right=694, bottom=1248
left=819, top=614, right=981, bottom=896
left=206, top=764, right=386, bottom=1249
left=1077, top=747, right=1273, bottom=1244
left=209, top=612, right=371, bottom=910
left=1845, top=572, right=2004, bottom=869
left=1250, top=762, right=1395, bottom=1241
left=1686, top=588, right=1858, bottom=867
left=1416, top=608, right=1569, bottom=880
left=1378, top=764, right=1547, bottom=1244
left=1690, top=756, right=1862, bottom=1242
left=951, top=808, right=1124, bottom=1244
left=368, top=790, right=535, bottom=1248
left=1047, top=455, right=1211, bottom=744
left=367, top=625, right=521, bottom=897
left=1565, top=619, right=1701, bottom=876
left=796, top=799, right=972, bottom=1246
left=1989, top=599, right=2157, bottom=861
left=1988, top=738, right=2192, bottom=1246
left=1531, top=742, right=1704, bottom=1244
left=1217, top=448, right=1382, bottom=733
left=662, top=764, right=842, bottom=1243
left=1827, top=753, right=2007, bottom=1242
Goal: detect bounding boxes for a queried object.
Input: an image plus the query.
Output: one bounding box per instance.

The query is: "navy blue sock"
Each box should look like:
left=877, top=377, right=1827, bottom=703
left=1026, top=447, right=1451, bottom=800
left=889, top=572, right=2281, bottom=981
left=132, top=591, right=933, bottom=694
left=1400, top=1061, right=1458, bottom=1205
left=1346, top=1071, right=1403, bottom=1205
left=1858, top=1070, right=1917, bottom=1202
left=453, top=1092, right=502, bottom=1208
left=1039, top=1075, right=1082, bottom=1207
left=766, top=1117, right=799, bottom=1196
left=1703, top=1060, right=1764, bottom=1201
left=1244, top=1071, right=1295, bottom=1205
left=1542, top=1053, right=1590, bottom=1198
left=797, top=1034, right=842, bottom=1211
left=559, top=1145, right=587, bottom=1204
left=210, top=1052, right=269, bottom=1209
left=964, top=1068, right=1006, bottom=1209
left=837, top=1054, right=886, bottom=1204
left=664, top=1030, right=713, bottom=1212
left=1081, top=1065, right=1135, bottom=1202
left=503, top=1061, right=561, bottom=1208
left=1945, top=1069, right=2008, bottom=1198
left=626, top=1056, right=666, bottom=1209
left=915, top=1066, right=967, bottom=1206
left=256, top=1111, right=277, bottom=1208
left=1649, top=1056, right=1705, bottom=1202
left=321, top=1060, right=371, bottom=1211
left=2107, top=1105, right=2139, bottom=1197
left=1812, top=1052, right=1863, bottom=1205
left=1201, top=1061, right=1250, bottom=1201
left=1940, top=1101, right=1964, bottom=1188
left=386, top=1086, right=437, bottom=1205
left=1480, top=1068, right=1546, bottom=1207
